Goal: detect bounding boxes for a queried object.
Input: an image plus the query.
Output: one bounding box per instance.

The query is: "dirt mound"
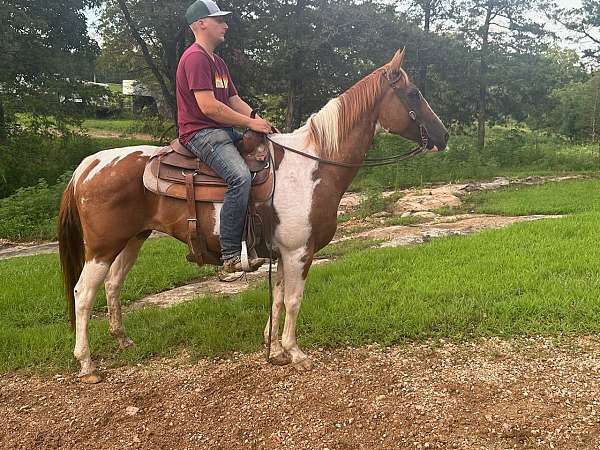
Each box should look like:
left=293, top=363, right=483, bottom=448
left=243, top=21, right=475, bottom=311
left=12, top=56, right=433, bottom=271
left=2, top=337, right=599, bottom=449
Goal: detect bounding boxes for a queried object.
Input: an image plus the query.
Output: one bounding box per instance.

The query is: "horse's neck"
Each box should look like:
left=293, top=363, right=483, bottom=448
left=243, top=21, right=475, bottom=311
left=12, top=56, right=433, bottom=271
left=273, top=106, right=378, bottom=198
left=272, top=125, right=314, bottom=153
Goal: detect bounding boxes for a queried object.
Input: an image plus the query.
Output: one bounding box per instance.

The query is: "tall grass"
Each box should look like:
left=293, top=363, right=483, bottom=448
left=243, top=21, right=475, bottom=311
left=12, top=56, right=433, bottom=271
left=351, top=125, right=600, bottom=191
left=0, top=136, right=158, bottom=241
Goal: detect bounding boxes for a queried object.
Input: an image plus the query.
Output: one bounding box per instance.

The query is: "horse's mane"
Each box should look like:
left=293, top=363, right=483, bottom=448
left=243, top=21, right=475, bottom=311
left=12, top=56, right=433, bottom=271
left=304, top=67, right=405, bottom=158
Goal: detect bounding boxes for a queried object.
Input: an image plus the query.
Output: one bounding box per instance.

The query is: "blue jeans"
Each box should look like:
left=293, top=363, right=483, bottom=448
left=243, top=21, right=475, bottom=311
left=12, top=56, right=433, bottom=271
left=185, top=127, right=249, bottom=261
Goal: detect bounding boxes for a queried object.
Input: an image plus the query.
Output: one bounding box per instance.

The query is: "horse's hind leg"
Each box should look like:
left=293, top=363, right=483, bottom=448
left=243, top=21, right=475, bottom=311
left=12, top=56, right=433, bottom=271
left=105, top=232, right=149, bottom=349
left=74, top=259, right=111, bottom=383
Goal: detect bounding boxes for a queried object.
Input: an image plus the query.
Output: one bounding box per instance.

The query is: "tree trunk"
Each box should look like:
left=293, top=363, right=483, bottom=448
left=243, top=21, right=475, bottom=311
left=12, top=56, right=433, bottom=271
left=285, top=83, right=296, bottom=132
left=418, top=0, right=432, bottom=96
left=284, top=0, right=306, bottom=132
left=477, top=7, right=492, bottom=151
left=0, top=97, right=6, bottom=143
left=116, top=0, right=178, bottom=126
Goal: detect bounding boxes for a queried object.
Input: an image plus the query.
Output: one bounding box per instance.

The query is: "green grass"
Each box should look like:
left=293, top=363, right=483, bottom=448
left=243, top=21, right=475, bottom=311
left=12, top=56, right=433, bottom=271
left=0, top=237, right=215, bottom=371
left=106, top=83, right=122, bottom=94
left=465, top=178, right=600, bottom=216
left=4, top=179, right=600, bottom=374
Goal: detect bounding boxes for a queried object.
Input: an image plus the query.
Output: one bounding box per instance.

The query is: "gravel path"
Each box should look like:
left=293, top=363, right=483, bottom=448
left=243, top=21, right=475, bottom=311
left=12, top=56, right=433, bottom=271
left=2, top=336, right=600, bottom=449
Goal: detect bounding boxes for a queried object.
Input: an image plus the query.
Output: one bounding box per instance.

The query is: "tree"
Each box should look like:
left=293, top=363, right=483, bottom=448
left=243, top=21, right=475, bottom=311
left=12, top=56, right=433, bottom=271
left=458, top=0, right=547, bottom=149
left=401, top=0, right=458, bottom=95
left=551, top=0, right=600, bottom=64
left=0, top=0, right=101, bottom=139
left=248, top=0, right=416, bottom=130
left=99, top=0, right=191, bottom=123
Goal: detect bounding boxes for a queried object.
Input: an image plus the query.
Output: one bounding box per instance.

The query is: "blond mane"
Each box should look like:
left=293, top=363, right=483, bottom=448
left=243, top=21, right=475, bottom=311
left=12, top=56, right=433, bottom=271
left=306, top=68, right=401, bottom=158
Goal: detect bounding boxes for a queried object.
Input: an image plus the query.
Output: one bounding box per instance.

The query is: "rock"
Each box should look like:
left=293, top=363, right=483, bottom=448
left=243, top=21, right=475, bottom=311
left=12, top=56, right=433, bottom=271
left=372, top=211, right=391, bottom=218
left=393, top=193, right=461, bottom=214
left=412, top=211, right=437, bottom=219
left=125, top=406, right=140, bottom=416
left=401, top=212, right=413, bottom=218
left=480, top=177, right=509, bottom=190
left=459, top=183, right=482, bottom=193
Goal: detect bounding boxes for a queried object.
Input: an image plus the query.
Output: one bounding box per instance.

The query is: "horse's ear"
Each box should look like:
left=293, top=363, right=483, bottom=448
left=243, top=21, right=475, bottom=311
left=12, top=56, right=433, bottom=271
left=390, top=48, right=406, bottom=70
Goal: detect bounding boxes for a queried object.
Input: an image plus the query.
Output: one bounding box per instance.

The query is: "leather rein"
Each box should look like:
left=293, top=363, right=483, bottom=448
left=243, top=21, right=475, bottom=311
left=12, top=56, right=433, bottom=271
left=262, top=68, right=430, bottom=169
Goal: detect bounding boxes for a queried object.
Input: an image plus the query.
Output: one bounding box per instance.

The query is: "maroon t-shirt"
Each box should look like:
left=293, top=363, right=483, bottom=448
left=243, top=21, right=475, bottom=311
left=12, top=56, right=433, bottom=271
left=176, top=43, right=238, bottom=144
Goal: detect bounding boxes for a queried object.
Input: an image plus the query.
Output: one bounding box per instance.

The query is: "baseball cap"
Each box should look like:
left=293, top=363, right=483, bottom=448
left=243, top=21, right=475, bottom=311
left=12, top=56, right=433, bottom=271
left=185, top=0, right=232, bottom=24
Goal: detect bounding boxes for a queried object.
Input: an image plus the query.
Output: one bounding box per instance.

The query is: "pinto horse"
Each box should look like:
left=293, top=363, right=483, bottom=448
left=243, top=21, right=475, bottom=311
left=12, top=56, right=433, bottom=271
left=59, top=49, right=448, bottom=383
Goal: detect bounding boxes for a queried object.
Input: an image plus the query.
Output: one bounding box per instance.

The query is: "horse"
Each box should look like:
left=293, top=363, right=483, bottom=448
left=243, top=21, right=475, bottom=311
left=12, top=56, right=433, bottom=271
left=58, top=48, right=449, bottom=383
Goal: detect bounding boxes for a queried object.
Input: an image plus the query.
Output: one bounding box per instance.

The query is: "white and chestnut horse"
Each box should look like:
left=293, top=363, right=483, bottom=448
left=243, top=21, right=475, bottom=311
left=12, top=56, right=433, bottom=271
left=59, top=49, right=448, bottom=383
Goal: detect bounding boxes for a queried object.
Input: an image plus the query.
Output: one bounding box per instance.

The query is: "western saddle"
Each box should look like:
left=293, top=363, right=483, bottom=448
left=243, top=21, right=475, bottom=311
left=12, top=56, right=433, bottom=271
left=143, top=131, right=273, bottom=266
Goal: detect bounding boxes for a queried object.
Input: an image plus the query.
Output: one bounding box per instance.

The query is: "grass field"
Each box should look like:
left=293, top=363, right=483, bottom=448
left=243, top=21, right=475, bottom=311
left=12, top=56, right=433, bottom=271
left=3, top=179, right=600, bottom=374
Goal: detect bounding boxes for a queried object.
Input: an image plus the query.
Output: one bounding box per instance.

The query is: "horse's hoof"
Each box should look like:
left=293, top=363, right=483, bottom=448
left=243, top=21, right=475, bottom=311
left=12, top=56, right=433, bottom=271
left=268, top=351, right=292, bottom=366
left=292, top=357, right=313, bottom=372
left=78, top=371, right=103, bottom=384
left=119, top=338, right=135, bottom=350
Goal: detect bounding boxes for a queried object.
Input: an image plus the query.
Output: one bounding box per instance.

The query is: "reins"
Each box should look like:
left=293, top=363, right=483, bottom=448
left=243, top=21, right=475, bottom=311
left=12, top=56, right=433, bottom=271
left=265, top=133, right=427, bottom=168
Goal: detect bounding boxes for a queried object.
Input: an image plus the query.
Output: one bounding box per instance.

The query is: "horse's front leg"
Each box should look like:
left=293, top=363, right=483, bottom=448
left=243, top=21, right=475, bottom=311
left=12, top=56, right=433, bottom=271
left=280, top=247, right=313, bottom=371
left=263, top=258, right=292, bottom=365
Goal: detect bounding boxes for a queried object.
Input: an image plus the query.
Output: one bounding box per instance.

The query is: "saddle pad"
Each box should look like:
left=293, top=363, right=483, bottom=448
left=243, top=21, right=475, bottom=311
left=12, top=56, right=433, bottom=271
left=157, top=159, right=270, bottom=187
left=143, top=152, right=274, bottom=203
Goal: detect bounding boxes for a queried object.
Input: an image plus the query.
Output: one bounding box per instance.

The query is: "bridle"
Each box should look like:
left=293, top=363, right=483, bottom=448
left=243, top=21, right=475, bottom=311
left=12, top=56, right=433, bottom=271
left=261, top=67, right=431, bottom=169
left=378, top=67, right=430, bottom=153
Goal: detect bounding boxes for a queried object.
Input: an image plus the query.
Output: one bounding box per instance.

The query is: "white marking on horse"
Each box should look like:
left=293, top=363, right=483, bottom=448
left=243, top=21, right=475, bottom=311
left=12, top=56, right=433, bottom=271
left=73, top=146, right=159, bottom=189
left=73, top=258, right=111, bottom=376
left=269, top=127, right=320, bottom=251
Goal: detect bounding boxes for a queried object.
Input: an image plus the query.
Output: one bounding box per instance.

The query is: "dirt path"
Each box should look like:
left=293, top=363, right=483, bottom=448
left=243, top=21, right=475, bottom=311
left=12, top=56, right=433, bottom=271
left=0, top=232, right=167, bottom=261
left=2, top=336, right=600, bottom=449
left=86, top=128, right=156, bottom=142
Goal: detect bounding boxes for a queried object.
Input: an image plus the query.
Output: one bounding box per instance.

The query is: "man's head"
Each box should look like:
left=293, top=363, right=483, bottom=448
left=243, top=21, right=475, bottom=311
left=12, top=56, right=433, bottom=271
left=186, top=0, right=231, bottom=44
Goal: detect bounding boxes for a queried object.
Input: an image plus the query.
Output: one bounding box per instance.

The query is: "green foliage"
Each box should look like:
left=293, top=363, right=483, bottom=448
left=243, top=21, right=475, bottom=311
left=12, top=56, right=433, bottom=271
left=1, top=0, right=103, bottom=139
left=0, top=130, right=157, bottom=198
left=0, top=177, right=68, bottom=241
left=552, top=0, right=600, bottom=63
left=547, top=73, right=600, bottom=141
left=350, top=126, right=600, bottom=191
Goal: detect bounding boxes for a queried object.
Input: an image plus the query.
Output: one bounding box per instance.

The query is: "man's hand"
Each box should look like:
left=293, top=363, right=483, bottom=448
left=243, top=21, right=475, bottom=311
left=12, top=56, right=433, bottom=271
left=247, top=117, right=272, bottom=134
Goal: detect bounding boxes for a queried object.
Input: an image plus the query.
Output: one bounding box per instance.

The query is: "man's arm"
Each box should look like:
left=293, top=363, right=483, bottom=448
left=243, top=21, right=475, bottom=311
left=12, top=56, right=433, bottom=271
left=228, top=95, right=253, bottom=117
left=194, top=90, right=271, bottom=133
left=230, top=95, right=277, bottom=132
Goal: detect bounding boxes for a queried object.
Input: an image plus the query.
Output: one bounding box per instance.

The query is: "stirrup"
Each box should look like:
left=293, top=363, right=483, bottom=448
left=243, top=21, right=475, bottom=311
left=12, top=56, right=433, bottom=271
left=241, top=240, right=251, bottom=271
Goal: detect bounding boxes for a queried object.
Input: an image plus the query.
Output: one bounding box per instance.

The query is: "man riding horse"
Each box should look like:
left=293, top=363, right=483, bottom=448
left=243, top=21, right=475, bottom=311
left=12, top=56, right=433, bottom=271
left=176, top=0, right=272, bottom=275
left=60, top=2, right=448, bottom=380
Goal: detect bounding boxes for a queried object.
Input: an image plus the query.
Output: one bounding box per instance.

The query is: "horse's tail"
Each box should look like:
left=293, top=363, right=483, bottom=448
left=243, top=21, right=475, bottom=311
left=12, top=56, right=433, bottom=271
left=58, top=180, right=84, bottom=329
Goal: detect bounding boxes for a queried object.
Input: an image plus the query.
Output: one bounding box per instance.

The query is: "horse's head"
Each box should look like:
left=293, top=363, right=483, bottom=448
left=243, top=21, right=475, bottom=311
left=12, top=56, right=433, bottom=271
left=376, top=49, right=449, bottom=152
